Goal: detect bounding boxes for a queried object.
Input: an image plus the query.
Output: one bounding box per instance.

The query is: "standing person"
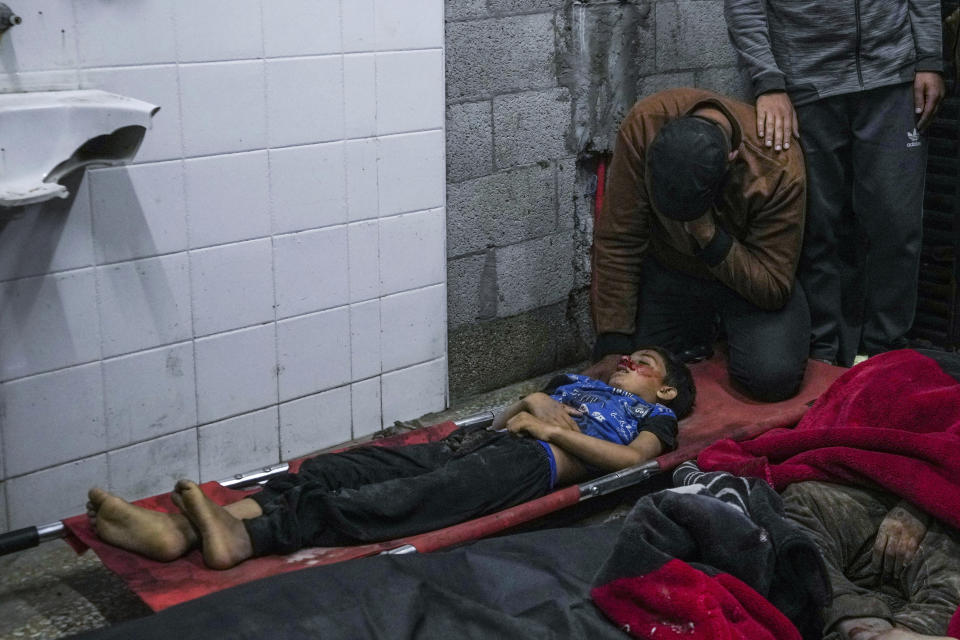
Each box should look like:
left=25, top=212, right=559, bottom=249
left=588, top=87, right=809, bottom=402
left=725, top=0, right=945, bottom=366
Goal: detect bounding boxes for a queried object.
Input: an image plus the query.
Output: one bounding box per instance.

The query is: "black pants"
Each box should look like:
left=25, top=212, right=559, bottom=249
left=243, top=428, right=552, bottom=556
left=632, top=258, right=810, bottom=401
left=796, top=82, right=925, bottom=366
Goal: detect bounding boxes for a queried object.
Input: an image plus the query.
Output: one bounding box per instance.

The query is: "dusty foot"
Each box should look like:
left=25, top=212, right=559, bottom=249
left=87, top=488, right=197, bottom=561
left=174, top=480, right=253, bottom=570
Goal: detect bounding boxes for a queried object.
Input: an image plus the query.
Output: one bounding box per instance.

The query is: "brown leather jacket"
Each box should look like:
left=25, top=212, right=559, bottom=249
left=591, top=88, right=806, bottom=348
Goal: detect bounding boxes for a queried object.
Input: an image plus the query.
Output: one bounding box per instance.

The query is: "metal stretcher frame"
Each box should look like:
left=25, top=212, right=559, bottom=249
left=1, top=354, right=848, bottom=570
left=0, top=410, right=669, bottom=559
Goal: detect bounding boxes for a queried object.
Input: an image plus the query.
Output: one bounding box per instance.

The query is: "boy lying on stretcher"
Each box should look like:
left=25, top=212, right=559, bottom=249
left=86, top=347, right=695, bottom=570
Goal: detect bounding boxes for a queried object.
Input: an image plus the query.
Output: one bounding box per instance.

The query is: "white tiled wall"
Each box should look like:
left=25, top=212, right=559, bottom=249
left=0, top=0, right=447, bottom=531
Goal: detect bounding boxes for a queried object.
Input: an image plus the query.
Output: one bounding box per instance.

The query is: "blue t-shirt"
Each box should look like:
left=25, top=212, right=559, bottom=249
left=536, top=374, right=680, bottom=487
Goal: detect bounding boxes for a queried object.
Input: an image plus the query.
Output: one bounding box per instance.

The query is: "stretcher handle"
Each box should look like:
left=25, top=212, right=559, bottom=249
left=0, top=521, right=63, bottom=555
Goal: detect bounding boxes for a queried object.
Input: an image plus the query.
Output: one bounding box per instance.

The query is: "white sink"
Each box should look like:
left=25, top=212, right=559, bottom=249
left=0, top=90, right=159, bottom=207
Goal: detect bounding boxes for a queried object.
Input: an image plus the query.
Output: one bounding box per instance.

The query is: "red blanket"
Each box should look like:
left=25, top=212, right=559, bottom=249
left=699, top=348, right=960, bottom=532
left=699, top=349, right=960, bottom=637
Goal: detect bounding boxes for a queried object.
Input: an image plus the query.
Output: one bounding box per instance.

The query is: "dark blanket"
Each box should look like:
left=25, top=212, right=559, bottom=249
left=698, top=349, right=960, bottom=530
left=591, top=462, right=830, bottom=640
left=72, top=523, right=629, bottom=640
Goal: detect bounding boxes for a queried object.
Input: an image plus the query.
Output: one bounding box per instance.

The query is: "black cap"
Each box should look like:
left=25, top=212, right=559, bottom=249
left=647, top=116, right=730, bottom=221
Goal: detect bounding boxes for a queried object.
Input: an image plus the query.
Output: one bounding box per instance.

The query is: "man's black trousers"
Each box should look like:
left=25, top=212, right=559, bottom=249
left=632, top=257, right=810, bottom=402
left=796, top=82, right=926, bottom=366
left=243, top=428, right=553, bottom=556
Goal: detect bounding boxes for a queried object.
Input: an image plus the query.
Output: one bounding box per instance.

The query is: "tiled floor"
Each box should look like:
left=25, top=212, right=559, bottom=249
left=0, top=365, right=576, bottom=639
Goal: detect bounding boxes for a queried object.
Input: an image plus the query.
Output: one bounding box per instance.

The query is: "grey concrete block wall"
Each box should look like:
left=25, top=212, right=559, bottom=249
left=445, top=0, right=748, bottom=398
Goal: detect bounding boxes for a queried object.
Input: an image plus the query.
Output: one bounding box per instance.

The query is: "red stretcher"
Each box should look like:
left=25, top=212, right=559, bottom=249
left=0, top=353, right=845, bottom=612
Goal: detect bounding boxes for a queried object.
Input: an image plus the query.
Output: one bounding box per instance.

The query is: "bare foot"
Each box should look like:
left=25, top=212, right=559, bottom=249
left=87, top=488, right=197, bottom=561
left=174, top=480, right=253, bottom=570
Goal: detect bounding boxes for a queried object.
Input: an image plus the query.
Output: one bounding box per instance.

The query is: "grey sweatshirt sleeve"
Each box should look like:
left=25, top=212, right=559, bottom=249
left=909, top=0, right=945, bottom=73
left=724, top=0, right=787, bottom=97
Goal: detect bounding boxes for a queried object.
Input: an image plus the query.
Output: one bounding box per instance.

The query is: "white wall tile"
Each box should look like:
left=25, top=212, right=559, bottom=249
left=1, top=363, right=105, bottom=476
left=195, top=324, right=277, bottom=424
left=185, top=151, right=270, bottom=248
left=0, top=0, right=77, bottom=72
left=97, top=253, right=192, bottom=358
left=0, top=0, right=448, bottom=516
left=0, top=269, right=100, bottom=380
left=345, top=139, right=379, bottom=222
left=190, top=239, right=274, bottom=336
left=104, top=342, right=197, bottom=449
left=6, top=455, right=108, bottom=529
left=0, top=174, right=93, bottom=281
left=342, top=0, right=376, bottom=53
left=266, top=57, right=344, bottom=148
left=263, top=0, right=341, bottom=58
left=174, top=0, right=263, bottom=63
left=380, top=284, right=445, bottom=371
left=350, top=300, right=381, bottom=380
left=279, top=386, right=351, bottom=459
left=344, top=53, right=376, bottom=139
left=198, top=408, right=279, bottom=482
left=379, top=208, right=444, bottom=295
left=269, top=143, right=346, bottom=234
left=89, top=161, right=188, bottom=265
left=179, top=61, right=266, bottom=157
left=351, top=378, right=382, bottom=438
left=376, top=50, right=444, bottom=135
left=81, top=65, right=183, bottom=163
left=348, top=220, right=379, bottom=302
left=76, top=1, right=176, bottom=67
left=381, top=357, right=446, bottom=425
left=378, top=130, right=445, bottom=216
left=277, top=308, right=351, bottom=402
left=273, top=227, right=348, bottom=319
left=0, top=69, right=79, bottom=94
left=374, top=0, right=444, bottom=51
left=107, top=430, right=199, bottom=501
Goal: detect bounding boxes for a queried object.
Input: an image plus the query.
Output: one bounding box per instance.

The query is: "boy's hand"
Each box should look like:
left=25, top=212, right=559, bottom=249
left=871, top=501, right=929, bottom=583
left=523, top=392, right=582, bottom=431
left=581, top=354, right=620, bottom=383
left=505, top=411, right=571, bottom=441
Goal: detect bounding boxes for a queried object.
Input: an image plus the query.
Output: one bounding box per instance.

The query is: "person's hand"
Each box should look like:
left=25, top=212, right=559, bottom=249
left=581, top=354, right=621, bottom=383
left=522, top=392, right=582, bottom=431
left=871, top=502, right=930, bottom=584
left=914, top=71, right=945, bottom=131
left=505, top=411, right=565, bottom=441
left=755, top=91, right=798, bottom=151
left=873, top=629, right=954, bottom=640
left=683, top=208, right=717, bottom=248
left=835, top=617, right=893, bottom=640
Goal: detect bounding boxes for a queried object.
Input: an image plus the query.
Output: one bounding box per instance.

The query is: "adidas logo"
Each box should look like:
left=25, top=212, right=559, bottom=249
left=907, top=128, right=921, bottom=148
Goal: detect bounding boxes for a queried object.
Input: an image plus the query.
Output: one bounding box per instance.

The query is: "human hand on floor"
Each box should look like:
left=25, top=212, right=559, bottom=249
left=522, top=392, right=582, bottom=431
left=872, top=628, right=955, bottom=640
left=835, top=616, right=893, bottom=640
left=871, top=501, right=930, bottom=584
